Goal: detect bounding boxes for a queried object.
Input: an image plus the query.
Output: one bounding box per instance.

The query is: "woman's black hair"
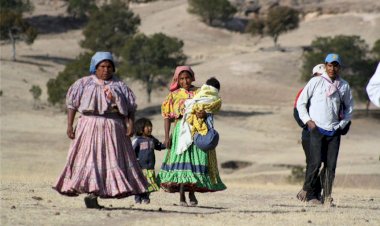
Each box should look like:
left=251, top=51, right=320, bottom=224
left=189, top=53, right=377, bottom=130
left=134, top=118, right=152, bottom=136
left=206, top=77, right=220, bottom=91
left=95, top=60, right=115, bottom=72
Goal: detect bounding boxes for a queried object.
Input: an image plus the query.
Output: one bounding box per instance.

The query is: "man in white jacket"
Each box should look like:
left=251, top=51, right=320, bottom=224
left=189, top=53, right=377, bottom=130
left=296, top=53, right=354, bottom=205
left=366, top=62, right=380, bottom=107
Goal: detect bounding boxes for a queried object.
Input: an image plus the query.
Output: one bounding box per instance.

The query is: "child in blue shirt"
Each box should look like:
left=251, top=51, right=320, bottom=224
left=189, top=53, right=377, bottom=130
left=132, top=118, right=165, bottom=204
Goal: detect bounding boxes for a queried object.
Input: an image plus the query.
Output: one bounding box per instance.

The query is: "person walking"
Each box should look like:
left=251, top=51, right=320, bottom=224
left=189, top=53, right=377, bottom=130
left=296, top=53, right=354, bottom=206
left=366, top=62, right=380, bottom=107
left=294, top=64, right=325, bottom=204
left=53, top=52, right=148, bottom=209
left=158, top=66, right=226, bottom=207
left=132, top=118, right=165, bottom=204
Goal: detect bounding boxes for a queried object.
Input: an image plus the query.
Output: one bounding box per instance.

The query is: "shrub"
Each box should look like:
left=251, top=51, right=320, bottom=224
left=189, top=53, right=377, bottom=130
left=302, top=35, right=378, bottom=101
left=47, top=52, right=93, bottom=106
left=188, top=0, right=237, bottom=25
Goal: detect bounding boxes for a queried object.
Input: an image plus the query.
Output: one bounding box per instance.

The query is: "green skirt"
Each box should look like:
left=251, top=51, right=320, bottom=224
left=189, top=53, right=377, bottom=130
left=157, top=121, right=226, bottom=193
left=143, top=169, right=159, bottom=193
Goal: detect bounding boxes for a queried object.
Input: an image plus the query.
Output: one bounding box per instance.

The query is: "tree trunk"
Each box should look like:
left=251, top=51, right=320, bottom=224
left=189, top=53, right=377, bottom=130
left=146, top=74, right=153, bottom=103
left=9, top=29, right=16, bottom=61
left=147, top=88, right=151, bottom=103
left=273, top=34, right=279, bottom=49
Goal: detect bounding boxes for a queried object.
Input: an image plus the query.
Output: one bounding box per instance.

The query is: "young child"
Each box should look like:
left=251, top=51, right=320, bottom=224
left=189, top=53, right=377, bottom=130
left=178, top=77, right=222, bottom=154
left=132, top=118, right=165, bottom=204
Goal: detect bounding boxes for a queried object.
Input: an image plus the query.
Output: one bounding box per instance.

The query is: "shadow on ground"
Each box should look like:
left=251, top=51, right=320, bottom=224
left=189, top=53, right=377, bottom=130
left=0, top=58, right=52, bottom=67
left=22, top=55, right=73, bottom=65
left=26, top=15, right=86, bottom=34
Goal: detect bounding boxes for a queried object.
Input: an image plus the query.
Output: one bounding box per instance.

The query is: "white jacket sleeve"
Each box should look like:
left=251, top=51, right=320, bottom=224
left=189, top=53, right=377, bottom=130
left=366, top=62, right=380, bottom=107
left=296, top=79, right=316, bottom=124
left=339, top=83, right=354, bottom=129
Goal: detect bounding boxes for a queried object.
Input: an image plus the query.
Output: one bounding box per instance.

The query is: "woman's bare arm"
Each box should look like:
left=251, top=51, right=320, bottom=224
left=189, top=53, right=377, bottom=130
left=67, top=108, right=76, bottom=139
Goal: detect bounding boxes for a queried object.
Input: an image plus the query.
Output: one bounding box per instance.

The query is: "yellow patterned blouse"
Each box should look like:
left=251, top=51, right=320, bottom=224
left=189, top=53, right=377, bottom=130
left=161, top=87, right=199, bottom=119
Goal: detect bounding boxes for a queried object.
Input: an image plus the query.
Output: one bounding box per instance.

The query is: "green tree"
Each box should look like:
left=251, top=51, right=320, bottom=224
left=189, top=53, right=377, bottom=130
left=119, top=33, right=187, bottom=103
left=302, top=35, right=377, bottom=101
left=65, top=0, right=97, bottom=19
left=188, top=0, right=237, bottom=26
left=47, top=52, right=93, bottom=106
left=0, top=0, right=38, bottom=61
left=130, top=0, right=157, bottom=2
left=29, top=85, right=42, bottom=109
left=265, top=6, right=299, bottom=47
left=372, top=39, right=380, bottom=60
left=29, top=85, right=42, bottom=100
left=80, top=0, right=140, bottom=56
left=0, top=0, right=33, bottom=13
left=245, top=18, right=264, bottom=37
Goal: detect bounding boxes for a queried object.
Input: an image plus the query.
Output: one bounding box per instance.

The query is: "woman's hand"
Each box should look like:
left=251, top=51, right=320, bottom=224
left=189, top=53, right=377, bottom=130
left=67, top=125, right=75, bottom=139
left=164, top=118, right=171, bottom=149
left=125, top=116, right=134, bottom=137
left=164, top=136, right=171, bottom=149
left=67, top=109, right=76, bottom=139
left=195, top=110, right=207, bottom=119
left=126, top=124, right=134, bottom=137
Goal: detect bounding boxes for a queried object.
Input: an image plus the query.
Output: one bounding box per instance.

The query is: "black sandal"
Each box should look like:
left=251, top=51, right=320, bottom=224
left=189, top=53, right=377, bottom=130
left=84, top=194, right=104, bottom=209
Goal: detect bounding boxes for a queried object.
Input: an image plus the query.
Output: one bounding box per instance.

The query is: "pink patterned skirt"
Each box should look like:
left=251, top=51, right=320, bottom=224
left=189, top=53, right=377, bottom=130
left=53, top=114, right=148, bottom=198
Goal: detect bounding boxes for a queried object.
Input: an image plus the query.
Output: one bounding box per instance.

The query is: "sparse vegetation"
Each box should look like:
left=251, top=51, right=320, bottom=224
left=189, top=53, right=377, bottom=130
left=302, top=35, right=378, bottom=101
left=188, top=0, right=237, bottom=26
left=29, top=85, right=41, bottom=100
left=287, top=165, right=305, bottom=183
left=129, top=0, right=157, bottom=2
left=80, top=0, right=140, bottom=56
left=66, top=0, right=97, bottom=19
left=245, top=5, right=300, bottom=48
left=0, top=0, right=38, bottom=61
left=119, top=33, right=187, bottom=103
left=47, top=52, right=93, bottom=106
left=245, top=18, right=264, bottom=37
left=47, top=0, right=188, bottom=106
left=29, top=85, right=42, bottom=109
left=265, top=6, right=300, bottom=47
left=372, top=39, right=380, bottom=59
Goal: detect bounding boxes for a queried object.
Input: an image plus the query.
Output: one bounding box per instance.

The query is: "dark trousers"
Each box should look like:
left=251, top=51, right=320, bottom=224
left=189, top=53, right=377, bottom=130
left=301, top=129, right=322, bottom=200
left=303, top=128, right=341, bottom=200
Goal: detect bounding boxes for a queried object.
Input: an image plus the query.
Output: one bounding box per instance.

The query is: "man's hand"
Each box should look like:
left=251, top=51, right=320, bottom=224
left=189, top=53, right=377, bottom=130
left=306, top=120, right=316, bottom=130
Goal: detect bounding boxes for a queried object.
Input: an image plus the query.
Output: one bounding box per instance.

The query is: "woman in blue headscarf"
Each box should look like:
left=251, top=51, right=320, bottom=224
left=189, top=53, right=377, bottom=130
left=53, top=52, right=148, bottom=209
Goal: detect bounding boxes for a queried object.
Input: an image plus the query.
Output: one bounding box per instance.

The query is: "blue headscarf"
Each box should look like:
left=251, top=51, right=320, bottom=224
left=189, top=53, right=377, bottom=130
left=89, top=52, right=115, bottom=74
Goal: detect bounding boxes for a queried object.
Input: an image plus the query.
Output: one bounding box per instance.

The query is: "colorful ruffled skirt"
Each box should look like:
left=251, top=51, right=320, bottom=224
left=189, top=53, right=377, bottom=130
left=142, top=169, right=159, bottom=192
left=157, top=121, right=226, bottom=192
left=53, top=114, right=148, bottom=198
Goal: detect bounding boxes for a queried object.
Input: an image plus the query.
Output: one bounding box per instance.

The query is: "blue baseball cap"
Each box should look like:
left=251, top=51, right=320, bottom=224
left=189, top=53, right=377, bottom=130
left=325, top=53, right=342, bottom=65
